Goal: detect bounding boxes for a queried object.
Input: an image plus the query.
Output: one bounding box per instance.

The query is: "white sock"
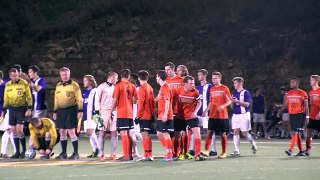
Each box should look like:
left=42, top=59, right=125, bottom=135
left=233, top=135, right=240, bottom=153
left=97, top=137, right=104, bottom=156
left=9, top=131, right=16, bottom=153
left=111, top=136, right=118, bottom=155
left=89, top=133, right=98, bottom=152
left=247, top=134, right=257, bottom=147
left=1, top=131, right=9, bottom=154
left=280, top=129, right=285, bottom=137
left=211, top=133, right=216, bottom=152
left=189, top=134, right=195, bottom=151
left=131, top=133, right=138, bottom=154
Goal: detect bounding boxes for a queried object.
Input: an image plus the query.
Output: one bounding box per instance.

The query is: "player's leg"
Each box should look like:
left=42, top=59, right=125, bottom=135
left=192, top=126, right=205, bottom=161
left=16, top=123, right=26, bottom=158
left=67, top=128, right=79, bottom=159
left=138, top=120, right=153, bottom=161
left=162, top=131, right=173, bottom=161
left=232, top=128, right=241, bottom=157
left=1, top=130, right=10, bottom=157
left=56, top=129, right=68, bottom=159
left=305, top=127, right=313, bottom=156
left=217, top=119, right=229, bottom=158
left=130, top=129, right=139, bottom=157
left=241, top=130, right=257, bottom=154
left=86, top=128, right=98, bottom=158
left=97, top=130, right=105, bottom=160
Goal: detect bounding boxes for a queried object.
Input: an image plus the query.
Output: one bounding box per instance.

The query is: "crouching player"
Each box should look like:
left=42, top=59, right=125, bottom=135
left=28, top=117, right=59, bottom=159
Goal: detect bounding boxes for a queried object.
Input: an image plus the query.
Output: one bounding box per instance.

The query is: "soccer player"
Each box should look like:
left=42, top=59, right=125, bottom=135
left=28, top=117, right=59, bottom=159
left=53, top=67, right=83, bottom=160
left=82, top=75, right=98, bottom=158
left=176, top=65, right=189, bottom=78
left=95, top=72, right=119, bottom=161
left=136, top=70, right=155, bottom=161
left=202, top=72, right=232, bottom=158
left=1, top=68, right=32, bottom=159
left=279, top=77, right=309, bottom=156
left=28, top=65, right=47, bottom=118
left=252, top=87, right=269, bottom=139
left=305, top=75, right=320, bottom=156
left=155, top=70, right=174, bottom=162
left=111, top=69, right=138, bottom=161
left=231, top=77, right=257, bottom=157
left=130, top=73, right=143, bottom=157
left=278, top=86, right=290, bottom=138
left=0, top=70, right=16, bottom=158
left=176, top=76, right=205, bottom=161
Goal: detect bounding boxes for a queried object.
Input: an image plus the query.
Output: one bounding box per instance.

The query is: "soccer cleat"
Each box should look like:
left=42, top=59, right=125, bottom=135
left=137, top=156, right=147, bottom=162
left=304, top=151, right=310, bottom=157
left=146, top=156, right=154, bottom=161
left=132, top=152, right=140, bottom=158
left=68, top=152, right=80, bottom=160
left=109, top=155, right=117, bottom=160
left=10, top=153, right=21, bottom=159
left=40, top=155, right=50, bottom=160
left=200, top=151, right=209, bottom=157
left=0, top=153, right=9, bottom=158
left=218, top=152, right=227, bottom=159
left=188, top=150, right=195, bottom=156
left=19, top=151, right=26, bottom=159
left=55, top=152, right=68, bottom=160
left=195, top=155, right=206, bottom=161
left=49, top=150, right=55, bottom=157
left=295, top=151, right=306, bottom=157
left=209, top=151, right=217, bottom=156
left=252, top=145, right=258, bottom=154
left=116, top=156, right=133, bottom=161
left=99, top=154, right=105, bottom=161
left=117, top=157, right=131, bottom=161
left=184, top=153, right=193, bottom=160
left=87, top=152, right=97, bottom=158
left=285, top=150, right=292, bottom=156
left=178, top=154, right=185, bottom=161
left=230, top=151, right=240, bottom=157
left=160, top=157, right=173, bottom=162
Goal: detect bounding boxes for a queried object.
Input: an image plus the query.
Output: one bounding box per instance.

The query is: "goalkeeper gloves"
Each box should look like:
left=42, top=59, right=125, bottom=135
left=93, top=111, right=103, bottom=128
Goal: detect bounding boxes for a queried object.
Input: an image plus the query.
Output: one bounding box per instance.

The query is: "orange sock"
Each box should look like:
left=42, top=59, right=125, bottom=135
left=128, top=135, right=133, bottom=158
left=143, top=138, right=148, bottom=157
left=174, top=137, right=180, bottom=157
left=122, top=135, right=129, bottom=158
left=222, top=134, right=227, bottom=153
left=160, top=138, right=166, bottom=148
left=289, top=134, right=297, bottom=151
left=195, top=138, right=201, bottom=157
left=297, top=134, right=303, bottom=151
left=165, top=139, right=173, bottom=157
left=184, top=132, right=189, bottom=154
left=148, top=137, right=153, bottom=157
left=205, top=135, right=212, bottom=151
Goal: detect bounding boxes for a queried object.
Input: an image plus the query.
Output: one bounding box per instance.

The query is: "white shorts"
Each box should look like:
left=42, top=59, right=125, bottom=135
left=232, top=112, right=251, bottom=132
left=101, top=110, right=117, bottom=132
left=282, top=113, right=289, bottom=121
left=0, top=111, right=10, bottom=131
left=83, top=119, right=97, bottom=132
left=198, top=116, right=209, bottom=129
left=32, top=110, right=47, bottom=118
left=252, top=113, right=266, bottom=123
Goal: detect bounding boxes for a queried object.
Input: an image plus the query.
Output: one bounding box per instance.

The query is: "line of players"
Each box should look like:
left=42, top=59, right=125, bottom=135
left=0, top=63, right=319, bottom=161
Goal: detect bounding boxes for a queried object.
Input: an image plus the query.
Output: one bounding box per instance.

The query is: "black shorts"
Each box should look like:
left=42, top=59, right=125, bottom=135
left=185, top=118, right=200, bottom=129
left=307, top=119, right=320, bottom=131
left=117, top=118, right=134, bottom=131
left=290, top=113, right=305, bottom=132
left=36, top=137, right=60, bottom=150
left=56, top=106, right=78, bottom=129
left=174, top=118, right=186, bottom=131
left=139, top=120, right=152, bottom=132
left=208, top=118, right=230, bottom=133
left=156, top=120, right=174, bottom=133
left=9, top=106, right=27, bottom=126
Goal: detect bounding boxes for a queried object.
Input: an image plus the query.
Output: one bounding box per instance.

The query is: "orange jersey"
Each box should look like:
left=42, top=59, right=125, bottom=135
left=157, top=83, right=173, bottom=120
left=175, top=87, right=200, bottom=120
left=112, top=81, right=138, bottom=119
left=286, top=89, right=308, bottom=115
left=137, top=83, right=155, bottom=120
left=209, top=85, right=232, bottom=119
left=166, top=75, right=184, bottom=114
left=309, top=88, right=320, bottom=120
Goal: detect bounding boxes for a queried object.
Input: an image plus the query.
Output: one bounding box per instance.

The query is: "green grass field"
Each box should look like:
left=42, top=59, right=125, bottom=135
left=0, top=137, right=320, bottom=180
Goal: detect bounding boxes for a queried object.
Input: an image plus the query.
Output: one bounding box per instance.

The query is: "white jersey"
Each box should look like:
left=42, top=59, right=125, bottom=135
left=95, top=82, right=115, bottom=112
left=132, top=86, right=139, bottom=119
left=87, top=88, right=96, bottom=121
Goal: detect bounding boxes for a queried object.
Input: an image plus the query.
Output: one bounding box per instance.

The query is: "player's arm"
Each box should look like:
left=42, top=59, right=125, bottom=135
left=234, top=91, right=250, bottom=107
left=193, top=96, right=202, bottom=118
left=29, top=125, right=39, bottom=149
left=219, top=89, right=232, bottom=111
left=53, top=85, right=58, bottom=120
left=133, top=85, right=138, bottom=101
left=34, top=79, right=46, bottom=92
left=137, top=87, right=145, bottom=119
left=162, top=99, right=170, bottom=122
left=25, top=81, right=33, bottom=116
left=48, top=124, right=58, bottom=149
left=202, top=102, right=211, bottom=117
left=74, top=83, right=83, bottom=120
left=94, top=85, right=102, bottom=113
left=304, top=99, right=309, bottom=120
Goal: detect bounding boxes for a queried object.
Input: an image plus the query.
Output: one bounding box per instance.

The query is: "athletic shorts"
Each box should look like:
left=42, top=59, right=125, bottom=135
left=232, top=112, right=251, bottom=131
left=117, top=118, right=134, bottom=131
left=100, top=110, right=117, bottom=132
left=32, top=110, right=47, bottom=118
left=83, top=119, right=97, bottom=132
left=307, top=119, right=320, bottom=131
left=56, top=106, right=77, bottom=129
left=156, top=120, right=174, bottom=133
left=252, top=113, right=266, bottom=123
left=139, top=120, right=152, bottom=132
left=185, top=118, right=200, bottom=129
left=208, top=118, right=230, bottom=133
left=9, top=106, right=27, bottom=126
left=174, top=118, right=186, bottom=131
left=289, top=113, right=305, bottom=132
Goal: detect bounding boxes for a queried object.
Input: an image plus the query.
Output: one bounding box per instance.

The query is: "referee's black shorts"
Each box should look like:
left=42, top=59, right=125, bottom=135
left=56, top=106, right=78, bottom=129
left=9, top=106, right=27, bottom=126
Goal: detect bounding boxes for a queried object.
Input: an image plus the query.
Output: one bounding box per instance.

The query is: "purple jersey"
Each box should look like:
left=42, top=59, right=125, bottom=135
left=233, top=89, right=251, bottom=114
left=197, top=82, right=212, bottom=116
left=82, top=88, right=95, bottom=121
left=32, top=77, right=47, bottom=110
left=0, top=82, right=5, bottom=115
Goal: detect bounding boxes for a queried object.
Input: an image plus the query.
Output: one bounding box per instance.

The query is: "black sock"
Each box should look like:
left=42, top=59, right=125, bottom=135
left=61, top=140, right=67, bottom=154
left=72, top=140, right=78, bottom=154
left=45, top=140, right=51, bottom=149
left=20, top=137, right=26, bottom=152
left=14, top=138, right=20, bottom=154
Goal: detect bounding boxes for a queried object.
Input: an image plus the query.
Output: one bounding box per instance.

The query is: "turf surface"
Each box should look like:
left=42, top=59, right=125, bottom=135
left=0, top=137, right=320, bottom=180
